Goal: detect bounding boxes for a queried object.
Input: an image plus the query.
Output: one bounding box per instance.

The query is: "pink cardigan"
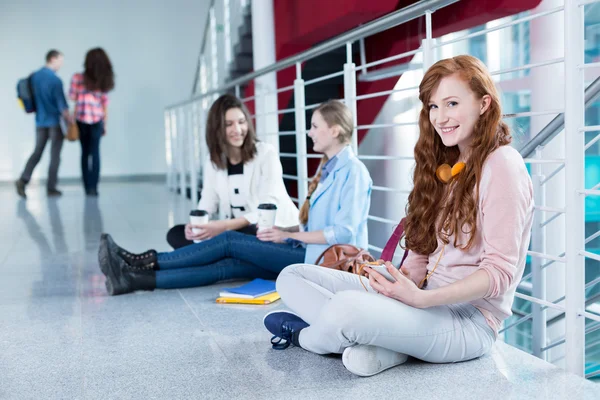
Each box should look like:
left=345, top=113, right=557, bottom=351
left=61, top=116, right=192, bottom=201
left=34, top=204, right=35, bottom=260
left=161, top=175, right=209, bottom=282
left=402, top=145, right=534, bottom=333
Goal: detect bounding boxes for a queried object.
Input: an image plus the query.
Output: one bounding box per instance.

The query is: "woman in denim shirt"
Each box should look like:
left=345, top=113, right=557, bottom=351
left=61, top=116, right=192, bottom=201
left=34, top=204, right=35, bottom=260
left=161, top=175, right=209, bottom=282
left=98, top=100, right=372, bottom=295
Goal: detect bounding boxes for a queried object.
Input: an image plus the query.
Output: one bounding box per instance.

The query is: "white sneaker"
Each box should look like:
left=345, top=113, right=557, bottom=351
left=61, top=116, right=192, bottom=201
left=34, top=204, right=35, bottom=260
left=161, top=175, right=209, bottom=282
left=342, top=344, right=408, bottom=377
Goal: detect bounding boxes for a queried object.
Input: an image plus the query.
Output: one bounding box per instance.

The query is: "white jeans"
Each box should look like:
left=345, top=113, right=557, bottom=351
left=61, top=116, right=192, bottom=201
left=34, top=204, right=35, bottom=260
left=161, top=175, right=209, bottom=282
left=276, top=264, right=496, bottom=363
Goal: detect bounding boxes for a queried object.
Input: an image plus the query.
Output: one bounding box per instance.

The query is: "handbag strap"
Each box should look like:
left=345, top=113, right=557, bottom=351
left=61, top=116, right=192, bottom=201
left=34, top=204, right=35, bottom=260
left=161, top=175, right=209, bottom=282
left=380, top=218, right=409, bottom=265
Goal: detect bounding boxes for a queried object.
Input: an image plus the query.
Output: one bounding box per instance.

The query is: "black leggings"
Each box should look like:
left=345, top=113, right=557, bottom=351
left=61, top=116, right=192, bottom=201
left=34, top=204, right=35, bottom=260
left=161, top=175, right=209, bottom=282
left=166, top=224, right=258, bottom=249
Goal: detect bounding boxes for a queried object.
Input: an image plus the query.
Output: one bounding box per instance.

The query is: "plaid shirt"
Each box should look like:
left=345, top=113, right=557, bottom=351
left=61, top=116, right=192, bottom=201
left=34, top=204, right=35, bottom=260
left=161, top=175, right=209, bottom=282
left=69, top=73, right=109, bottom=124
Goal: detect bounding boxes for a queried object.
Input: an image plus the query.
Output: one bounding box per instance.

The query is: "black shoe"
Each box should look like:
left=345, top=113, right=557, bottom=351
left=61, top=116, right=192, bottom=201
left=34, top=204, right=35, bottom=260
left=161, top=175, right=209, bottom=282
left=86, top=189, right=99, bottom=197
left=102, top=251, right=156, bottom=296
left=99, top=234, right=158, bottom=276
left=47, top=189, right=62, bottom=197
left=98, top=235, right=156, bottom=296
left=15, top=179, right=26, bottom=199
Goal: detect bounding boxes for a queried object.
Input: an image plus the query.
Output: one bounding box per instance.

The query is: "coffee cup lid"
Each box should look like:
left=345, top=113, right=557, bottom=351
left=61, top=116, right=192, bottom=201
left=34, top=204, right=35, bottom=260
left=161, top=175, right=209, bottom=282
left=258, top=203, right=277, bottom=210
left=190, top=210, right=208, bottom=216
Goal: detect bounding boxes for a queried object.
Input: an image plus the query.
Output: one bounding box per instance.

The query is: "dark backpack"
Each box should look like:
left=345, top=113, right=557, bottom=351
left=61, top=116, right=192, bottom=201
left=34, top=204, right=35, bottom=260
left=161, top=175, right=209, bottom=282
left=17, top=74, right=36, bottom=113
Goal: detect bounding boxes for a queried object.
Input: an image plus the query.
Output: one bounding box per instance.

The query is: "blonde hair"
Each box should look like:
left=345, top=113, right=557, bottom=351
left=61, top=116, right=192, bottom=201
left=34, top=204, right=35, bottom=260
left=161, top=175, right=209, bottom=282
left=299, top=100, right=354, bottom=225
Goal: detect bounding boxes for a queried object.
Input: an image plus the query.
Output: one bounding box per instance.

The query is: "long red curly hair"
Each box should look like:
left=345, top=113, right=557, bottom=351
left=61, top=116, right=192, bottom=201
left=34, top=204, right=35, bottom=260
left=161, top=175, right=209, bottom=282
left=404, top=55, right=512, bottom=255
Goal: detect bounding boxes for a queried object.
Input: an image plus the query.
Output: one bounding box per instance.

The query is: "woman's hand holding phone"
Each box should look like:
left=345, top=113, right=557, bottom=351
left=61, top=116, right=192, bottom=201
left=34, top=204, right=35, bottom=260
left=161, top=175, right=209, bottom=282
left=363, top=261, right=396, bottom=282
left=364, top=261, right=427, bottom=308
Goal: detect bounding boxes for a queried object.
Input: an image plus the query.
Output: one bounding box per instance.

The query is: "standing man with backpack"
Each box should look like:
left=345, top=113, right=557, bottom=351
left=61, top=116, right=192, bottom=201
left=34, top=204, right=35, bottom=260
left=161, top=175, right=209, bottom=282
left=15, top=49, right=72, bottom=198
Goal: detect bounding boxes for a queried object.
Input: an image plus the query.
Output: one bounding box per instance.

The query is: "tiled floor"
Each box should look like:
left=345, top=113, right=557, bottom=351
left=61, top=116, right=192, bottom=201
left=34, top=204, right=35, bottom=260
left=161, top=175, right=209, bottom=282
left=0, top=182, right=598, bottom=399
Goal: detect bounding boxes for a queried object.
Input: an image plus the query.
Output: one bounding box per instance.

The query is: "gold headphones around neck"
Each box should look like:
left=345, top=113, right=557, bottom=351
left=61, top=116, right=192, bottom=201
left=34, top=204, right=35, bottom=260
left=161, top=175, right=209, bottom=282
left=436, top=162, right=466, bottom=183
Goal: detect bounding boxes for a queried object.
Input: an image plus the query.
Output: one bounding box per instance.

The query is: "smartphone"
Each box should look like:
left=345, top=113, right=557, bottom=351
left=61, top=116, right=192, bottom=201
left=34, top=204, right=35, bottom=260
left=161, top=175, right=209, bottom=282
left=364, top=264, right=397, bottom=282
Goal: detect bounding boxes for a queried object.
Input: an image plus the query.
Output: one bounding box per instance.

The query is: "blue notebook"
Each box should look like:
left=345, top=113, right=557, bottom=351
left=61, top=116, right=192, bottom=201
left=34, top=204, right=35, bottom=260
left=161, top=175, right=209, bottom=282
left=219, top=279, right=277, bottom=299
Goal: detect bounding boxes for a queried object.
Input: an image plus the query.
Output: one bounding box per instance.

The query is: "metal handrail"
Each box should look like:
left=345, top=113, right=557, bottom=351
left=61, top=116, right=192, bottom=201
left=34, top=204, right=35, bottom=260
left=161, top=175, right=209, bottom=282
left=519, top=76, right=600, bottom=158
left=511, top=292, right=600, bottom=328
left=181, top=0, right=597, bottom=166
left=167, top=0, right=460, bottom=110
left=166, top=0, right=600, bottom=376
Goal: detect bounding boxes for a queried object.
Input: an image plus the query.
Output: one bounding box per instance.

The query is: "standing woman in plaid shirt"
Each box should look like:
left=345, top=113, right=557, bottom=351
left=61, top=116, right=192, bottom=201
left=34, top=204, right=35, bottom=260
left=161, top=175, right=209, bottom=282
left=69, top=48, right=114, bottom=196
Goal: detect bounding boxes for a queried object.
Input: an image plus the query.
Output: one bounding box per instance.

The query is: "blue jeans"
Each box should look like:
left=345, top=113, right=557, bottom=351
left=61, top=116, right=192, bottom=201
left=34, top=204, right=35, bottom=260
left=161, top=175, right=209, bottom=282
left=78, top=121, right=103, bottom=192
left=156, top=231, right=306, bottom=289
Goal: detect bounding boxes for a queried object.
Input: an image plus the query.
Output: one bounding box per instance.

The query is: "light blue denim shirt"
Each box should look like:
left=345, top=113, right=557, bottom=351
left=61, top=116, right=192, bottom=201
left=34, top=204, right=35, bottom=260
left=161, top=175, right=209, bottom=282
left=319, top=156, right=337, bottom=183
left=302, top=145, right=373, bottom=264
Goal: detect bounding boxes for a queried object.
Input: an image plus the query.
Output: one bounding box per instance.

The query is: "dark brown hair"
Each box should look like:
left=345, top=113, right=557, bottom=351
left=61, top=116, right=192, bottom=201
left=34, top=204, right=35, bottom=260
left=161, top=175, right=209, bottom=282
left=299, top=100, right=354, bottom=225
left=404, top=55, right=511, bottom=255
left=205, top=94, right=257, bottom=169
left=83, top=48, right=115, bottom=92
left=46, top=50, right=61, bottom=63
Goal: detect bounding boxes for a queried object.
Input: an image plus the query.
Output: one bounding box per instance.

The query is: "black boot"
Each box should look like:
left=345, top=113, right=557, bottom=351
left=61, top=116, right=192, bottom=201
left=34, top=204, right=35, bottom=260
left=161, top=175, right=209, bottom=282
left=99, top=233, right=158, bottom=275
left=98, top=236, right=156, bottom=296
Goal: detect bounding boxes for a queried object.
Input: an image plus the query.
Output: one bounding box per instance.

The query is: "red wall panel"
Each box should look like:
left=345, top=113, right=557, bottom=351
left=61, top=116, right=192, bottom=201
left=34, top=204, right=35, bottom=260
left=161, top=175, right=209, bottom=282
left=271, top=0, right=543, bottom=139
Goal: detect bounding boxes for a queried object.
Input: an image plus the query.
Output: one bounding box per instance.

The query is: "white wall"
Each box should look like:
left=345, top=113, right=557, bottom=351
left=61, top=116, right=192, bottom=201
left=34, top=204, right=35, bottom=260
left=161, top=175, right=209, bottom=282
left=0, top=0, right=208, bottom=181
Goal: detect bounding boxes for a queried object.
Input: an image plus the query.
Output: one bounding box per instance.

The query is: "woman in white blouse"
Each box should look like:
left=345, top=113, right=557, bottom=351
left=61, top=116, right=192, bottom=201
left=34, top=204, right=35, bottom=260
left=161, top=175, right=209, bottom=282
left=166, top=94, right=298, bottom=248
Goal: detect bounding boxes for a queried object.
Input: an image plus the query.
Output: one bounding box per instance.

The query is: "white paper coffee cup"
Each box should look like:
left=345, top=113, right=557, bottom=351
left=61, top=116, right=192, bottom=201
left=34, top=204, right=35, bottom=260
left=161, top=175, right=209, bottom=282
left=190, top=210, right=209, bottom=243
left=257, top=203, right=277, bottom=231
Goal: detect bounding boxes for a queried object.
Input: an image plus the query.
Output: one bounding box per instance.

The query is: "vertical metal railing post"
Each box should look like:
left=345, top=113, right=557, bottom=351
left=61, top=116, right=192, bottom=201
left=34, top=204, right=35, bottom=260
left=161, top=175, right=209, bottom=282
left=209, top=6, right=219, bottom=89
left=199, top=100, right=208, bottom=192
left=343, top=42, right=358, bottom=153
left=531, top=148, right=548, bottom=359
left=165, top=110, right=175, bottom=191
left=294, top=62, right=308, bottom=204
left=564, top=0, right=586, bottom=376
left=189, top=103, right=199, bottom=206
left=359, top=38, right=367, bottom=76
left=422, top=10, right=434, bottom=70
left=170, top=109, right=180, bottom=194
left=177, top=108, right=187, bottom=198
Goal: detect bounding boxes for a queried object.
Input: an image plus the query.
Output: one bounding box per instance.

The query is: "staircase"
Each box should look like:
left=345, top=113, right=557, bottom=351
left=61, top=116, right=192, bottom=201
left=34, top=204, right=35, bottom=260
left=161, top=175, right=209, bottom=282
left=226, top=13, right=359, bottom=196
left=227, top=5, right=253, bottom=96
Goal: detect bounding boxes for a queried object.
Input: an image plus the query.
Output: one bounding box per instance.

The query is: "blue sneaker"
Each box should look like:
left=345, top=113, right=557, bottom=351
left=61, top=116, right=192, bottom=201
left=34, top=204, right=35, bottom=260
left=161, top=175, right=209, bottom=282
left=263, top=311, right=309, bottom=350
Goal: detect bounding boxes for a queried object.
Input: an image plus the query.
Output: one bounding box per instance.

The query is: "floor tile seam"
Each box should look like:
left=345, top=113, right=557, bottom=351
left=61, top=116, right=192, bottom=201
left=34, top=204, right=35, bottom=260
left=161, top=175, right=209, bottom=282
left=177, top=289, right=230, bottom=359
left=177, top=289, right=209, bottom=328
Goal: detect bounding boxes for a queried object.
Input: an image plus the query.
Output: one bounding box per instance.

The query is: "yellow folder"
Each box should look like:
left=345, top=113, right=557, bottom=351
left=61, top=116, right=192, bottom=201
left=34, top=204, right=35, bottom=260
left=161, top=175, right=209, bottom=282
left=216, top=291, right=281, bottom=305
